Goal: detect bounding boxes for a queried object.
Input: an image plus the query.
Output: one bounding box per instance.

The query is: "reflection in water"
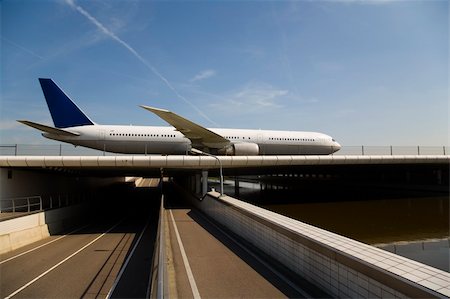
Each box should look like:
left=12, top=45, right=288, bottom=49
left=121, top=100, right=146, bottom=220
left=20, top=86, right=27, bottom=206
left=261, top=197, right=448, bottom=244
left=376, top=238, right=449, bottom=272
left=226, top=181, right=449, bottom=272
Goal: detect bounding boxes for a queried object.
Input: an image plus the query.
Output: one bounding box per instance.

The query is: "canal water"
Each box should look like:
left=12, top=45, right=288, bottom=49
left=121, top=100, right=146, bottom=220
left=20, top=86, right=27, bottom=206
left=222, top=180, right=449, bottom=272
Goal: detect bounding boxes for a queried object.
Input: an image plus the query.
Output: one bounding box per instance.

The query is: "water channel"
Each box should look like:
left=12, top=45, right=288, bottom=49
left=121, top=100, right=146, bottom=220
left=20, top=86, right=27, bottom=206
left=221, top=180, right=449, bottom=272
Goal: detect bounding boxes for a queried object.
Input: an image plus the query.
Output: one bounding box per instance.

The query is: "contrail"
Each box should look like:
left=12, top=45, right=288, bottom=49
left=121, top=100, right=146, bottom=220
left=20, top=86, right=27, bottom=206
left=1, top=37, right=43, bottom=60
left=64, top=0, right=219, bottom=126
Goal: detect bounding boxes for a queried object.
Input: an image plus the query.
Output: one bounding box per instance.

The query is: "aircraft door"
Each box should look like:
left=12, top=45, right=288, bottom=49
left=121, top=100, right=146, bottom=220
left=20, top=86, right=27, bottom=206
left=98, top=130, right=106, bottom=140
left=257, top=133, right=263, bottom=143
left=98, top=130, right=107, bottom=152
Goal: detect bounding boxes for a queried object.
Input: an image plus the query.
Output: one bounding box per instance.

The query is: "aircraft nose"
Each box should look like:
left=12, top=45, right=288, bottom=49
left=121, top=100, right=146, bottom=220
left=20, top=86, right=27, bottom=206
left=332, top=142, right=341, bottom=152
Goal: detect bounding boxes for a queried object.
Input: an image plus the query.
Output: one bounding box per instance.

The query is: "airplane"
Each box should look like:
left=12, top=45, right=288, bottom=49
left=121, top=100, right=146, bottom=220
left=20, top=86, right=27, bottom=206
left=18, top=78, right=341, bottom=155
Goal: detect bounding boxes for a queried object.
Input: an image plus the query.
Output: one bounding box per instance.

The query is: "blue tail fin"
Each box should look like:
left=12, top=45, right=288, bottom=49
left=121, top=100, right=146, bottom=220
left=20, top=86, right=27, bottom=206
left=39, top=78, right=94, bottom=128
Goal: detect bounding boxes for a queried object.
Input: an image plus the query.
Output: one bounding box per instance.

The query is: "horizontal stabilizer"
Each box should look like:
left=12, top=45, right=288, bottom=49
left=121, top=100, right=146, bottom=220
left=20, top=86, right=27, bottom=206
left=17, top=120, right=80, bottom=136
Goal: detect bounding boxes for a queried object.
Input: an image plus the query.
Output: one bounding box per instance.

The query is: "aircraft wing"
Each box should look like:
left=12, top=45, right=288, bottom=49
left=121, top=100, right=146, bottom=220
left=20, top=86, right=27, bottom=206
left=140, top=105, right=230, bottom=149
left=17, top=120, right=80, bottom=136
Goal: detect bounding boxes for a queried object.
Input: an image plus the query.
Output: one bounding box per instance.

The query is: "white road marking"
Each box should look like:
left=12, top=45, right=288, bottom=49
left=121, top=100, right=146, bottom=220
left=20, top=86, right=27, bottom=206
left=4, top=220, right=123, bottom=299
left=0, top=225, right=88, bottom=265
left=105, top=218, right=151, bottom=299
left=169, top=209, right=201, bottom=299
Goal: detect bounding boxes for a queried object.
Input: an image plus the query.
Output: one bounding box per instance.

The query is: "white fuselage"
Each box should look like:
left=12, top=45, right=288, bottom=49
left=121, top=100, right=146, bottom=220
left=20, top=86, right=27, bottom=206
left=43, top=124, right=341, bottom=155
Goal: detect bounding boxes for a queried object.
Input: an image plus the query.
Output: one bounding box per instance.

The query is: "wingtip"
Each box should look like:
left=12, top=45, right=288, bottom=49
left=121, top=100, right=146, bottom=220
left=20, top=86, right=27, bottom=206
left=140, top=105, right=170, bottom=113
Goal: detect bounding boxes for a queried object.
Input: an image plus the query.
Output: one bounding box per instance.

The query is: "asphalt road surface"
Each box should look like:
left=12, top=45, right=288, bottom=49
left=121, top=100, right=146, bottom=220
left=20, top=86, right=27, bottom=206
left=164, top=186, right=320, bottom=298
left=0, top=188, right=159, bottom=299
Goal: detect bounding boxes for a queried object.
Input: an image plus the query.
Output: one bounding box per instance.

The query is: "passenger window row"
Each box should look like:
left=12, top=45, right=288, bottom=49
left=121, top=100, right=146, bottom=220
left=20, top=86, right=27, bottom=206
left=109, top=133, right=176, bottom=138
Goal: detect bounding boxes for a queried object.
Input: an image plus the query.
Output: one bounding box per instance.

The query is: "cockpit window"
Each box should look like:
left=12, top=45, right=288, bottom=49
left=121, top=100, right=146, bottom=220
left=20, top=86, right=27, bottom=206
left=332, top=139, right=335, bottom=142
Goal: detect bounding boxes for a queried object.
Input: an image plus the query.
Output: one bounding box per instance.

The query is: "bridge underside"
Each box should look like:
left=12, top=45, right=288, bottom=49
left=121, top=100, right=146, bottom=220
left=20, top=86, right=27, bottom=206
left=2, top=155, right=448, bottom=200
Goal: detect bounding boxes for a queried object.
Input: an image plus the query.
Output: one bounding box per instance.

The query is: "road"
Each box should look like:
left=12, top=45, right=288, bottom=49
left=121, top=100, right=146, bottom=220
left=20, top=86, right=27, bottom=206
left=0, top=188, right=159, bottom=299
left=164, top=186, right=314, bottom=298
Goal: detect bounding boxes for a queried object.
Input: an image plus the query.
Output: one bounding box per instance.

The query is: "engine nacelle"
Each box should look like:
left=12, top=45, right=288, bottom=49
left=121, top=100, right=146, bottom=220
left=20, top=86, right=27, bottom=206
left=220, top=142, right=260, bottom=156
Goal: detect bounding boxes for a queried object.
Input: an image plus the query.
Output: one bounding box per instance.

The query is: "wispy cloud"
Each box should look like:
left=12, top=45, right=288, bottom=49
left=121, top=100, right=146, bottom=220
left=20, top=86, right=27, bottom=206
left=208, top=83, right=289, bottom=114
left=0, top=120, right=22, bottom=130
left=233, top=84, right=287, bottom=108
left=324, top=0, right=398, bottom=4
left=190, top=69, right=216, bottom=82
left=64, top=0, right=218, bottom=126
left=1, top=37, right=43, bottom=60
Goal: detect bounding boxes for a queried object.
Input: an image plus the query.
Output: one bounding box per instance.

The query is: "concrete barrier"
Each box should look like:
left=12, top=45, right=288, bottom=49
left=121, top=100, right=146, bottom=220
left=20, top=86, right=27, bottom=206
left=0, top=204, right=89, bottom=254
left=193, top=192, right=449, bottom=298
left=0, top=212, right=49, bottom=254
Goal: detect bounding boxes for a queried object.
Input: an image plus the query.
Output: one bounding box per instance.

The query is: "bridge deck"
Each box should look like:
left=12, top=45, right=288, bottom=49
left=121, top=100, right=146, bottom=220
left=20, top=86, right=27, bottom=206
left=0, top=155, right=450, bottom=170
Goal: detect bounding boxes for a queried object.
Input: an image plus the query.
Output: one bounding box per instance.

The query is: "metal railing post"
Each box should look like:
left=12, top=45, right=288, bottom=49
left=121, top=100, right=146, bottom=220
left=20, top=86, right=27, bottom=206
left=190, top=149, right=224, bottom=196
left=361, top=145, right=365, bottom=156
left=39, top=196, right=42, bottom=211
left=12, top=199, right=15, bottom=213
left=27, top=197, right=30, bottom=212
left=390, top=145, right=393, bottom=155
left=417, top=146, right=420, bottom=155
left=14, top=144, right=18, bottom=156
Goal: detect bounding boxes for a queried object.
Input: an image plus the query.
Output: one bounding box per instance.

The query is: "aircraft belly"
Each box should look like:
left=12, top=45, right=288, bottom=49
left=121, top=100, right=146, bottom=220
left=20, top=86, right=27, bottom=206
left=261, top=144, right=333, bottom=155
left=100, top=140, right=190, bottom=154
left=64, top=139, right=190, bottom=154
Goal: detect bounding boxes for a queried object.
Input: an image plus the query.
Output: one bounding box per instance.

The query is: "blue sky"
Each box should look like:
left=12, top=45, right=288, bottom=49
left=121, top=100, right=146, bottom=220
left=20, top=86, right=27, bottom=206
left=1, top=0, right=448, bottom=146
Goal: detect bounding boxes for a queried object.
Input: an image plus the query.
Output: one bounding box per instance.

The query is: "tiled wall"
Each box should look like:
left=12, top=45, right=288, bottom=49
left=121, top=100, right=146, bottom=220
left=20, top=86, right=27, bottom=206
left=196, top=192, right=449, bottom=298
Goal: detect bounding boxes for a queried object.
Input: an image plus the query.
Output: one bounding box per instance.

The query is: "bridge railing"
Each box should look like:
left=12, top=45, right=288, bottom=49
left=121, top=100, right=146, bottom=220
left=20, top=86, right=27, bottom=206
left=334, top=145, right=448, bottom=156
left=0, top=196, right=42, bottom=214
left=0, top=144, right=114, bottom=156
left=149, top=194, right=167, bottom=299
left=0, top=193, right=93, bottom=217
left=1, top=144, right=449, bottom=156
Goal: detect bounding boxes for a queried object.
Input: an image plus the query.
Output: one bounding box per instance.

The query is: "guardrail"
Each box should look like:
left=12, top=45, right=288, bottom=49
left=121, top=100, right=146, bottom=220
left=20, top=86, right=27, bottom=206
left=1, top=144, right=449, bottom=156
left=0, top=193, right=93, bottom=216
left=335, top=145, right=448, bottom=156
left=149, top=194, right=167, bottom=299
left=0, top=196, right=42, bottom=213
left=0, top=144, right=113, bottom=156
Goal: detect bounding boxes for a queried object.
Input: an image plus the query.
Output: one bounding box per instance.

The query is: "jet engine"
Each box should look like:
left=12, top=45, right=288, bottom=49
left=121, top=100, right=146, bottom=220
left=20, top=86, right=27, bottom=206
left=220, top=142, right=260, bottom=156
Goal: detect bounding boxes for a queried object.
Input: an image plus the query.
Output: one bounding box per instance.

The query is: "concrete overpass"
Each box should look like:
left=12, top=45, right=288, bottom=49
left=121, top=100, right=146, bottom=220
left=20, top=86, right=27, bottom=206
left=1, top=154, right=449, bottom=298
left=2, top=154, right=448, bottom=195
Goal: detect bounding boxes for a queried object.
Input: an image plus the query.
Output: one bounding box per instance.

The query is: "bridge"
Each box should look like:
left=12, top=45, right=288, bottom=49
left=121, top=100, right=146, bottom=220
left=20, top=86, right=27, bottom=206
left=0, top=151, right=449, bottom=298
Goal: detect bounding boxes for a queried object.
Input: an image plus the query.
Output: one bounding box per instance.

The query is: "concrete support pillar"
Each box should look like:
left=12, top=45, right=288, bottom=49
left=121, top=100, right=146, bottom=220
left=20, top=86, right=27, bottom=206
left=195, top=173, right=201, bottom=195
left=202, top=170, right=208, bottom=196
left=234, top=177, right=240, bottom=197
left=436, top=170, right=442, bottom=185
left=406, top=171, right=411, bottom=183
left=190, top=175, right=195, bottom=193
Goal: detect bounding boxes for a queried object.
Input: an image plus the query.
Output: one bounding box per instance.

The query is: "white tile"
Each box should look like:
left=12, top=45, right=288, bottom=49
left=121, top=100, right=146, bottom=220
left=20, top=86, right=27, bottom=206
left=410, top=269, right=433, bottom=280
left=380, top=258, right=402, bottom=268
left=419, top=279, right=441, bottom=291
left=387, top=266, right=407, bottom=276
left=402, top=272, right=422, bottom=283
left=357, top=274, right=369, bottom=289
left=339, top=286, right=349, bottom=298
left=381, top=288, right=396, bottom=298
left=424, top=276, right=449, bottom=288
left=368, top=283, right=382, bottom=297
left=437, top=286, right=450, bottom=297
